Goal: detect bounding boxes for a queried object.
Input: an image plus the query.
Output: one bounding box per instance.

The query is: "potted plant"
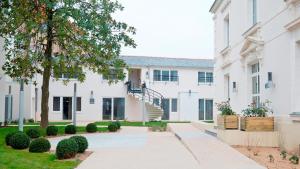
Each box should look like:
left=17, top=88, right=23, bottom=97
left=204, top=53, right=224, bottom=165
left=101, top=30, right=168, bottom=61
left=240, top=100, right=274, bottom=131
left=216, top=101, right=239, bottom=129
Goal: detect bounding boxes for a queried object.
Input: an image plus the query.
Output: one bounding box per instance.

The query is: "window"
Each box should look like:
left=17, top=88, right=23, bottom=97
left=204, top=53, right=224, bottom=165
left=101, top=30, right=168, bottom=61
left=103, top=69, right=122, bottom=80
left=249, top=0, right=257, bottom=25
left=89, top=98, right=95, bottom=104
left=113, top=98, right=125, bottom=120
left=76, top=97, right=81, bottom=111
left=251, top=63, right=260, bottom=107
left=170, top=71, right=178, bottom=82
left=224, top=15, right=230, bottom=47
left=199, top=99, right=213, bottom=121
left=171, top=98, right=178, bottom=112
left=103, top=98, right=112, bottom=120
left=153, top=70, right=161, bottom=81
left=162, top=70, right=170, bottom=81
left=153, top=70, right=178, bottom=82
left=198, top=72, right=214, bottom=84
left=53, top=97, right=60, bottom=111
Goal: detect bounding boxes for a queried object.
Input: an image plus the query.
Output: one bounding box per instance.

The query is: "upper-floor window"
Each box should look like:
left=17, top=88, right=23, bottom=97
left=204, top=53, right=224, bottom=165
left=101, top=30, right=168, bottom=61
left=153, top=70, right=178, bottom=82
left=103, top=69, right=123, bottom=80
left=224, top=15, right=230, bottom=47
left=198, top=72, right=213, bottom=84
left=249, top=0, right=257, bottom=25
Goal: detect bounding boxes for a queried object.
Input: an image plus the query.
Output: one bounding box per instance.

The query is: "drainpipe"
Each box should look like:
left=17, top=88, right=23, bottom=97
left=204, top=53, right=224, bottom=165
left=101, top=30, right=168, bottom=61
left=19, top=79, right=24, bottom=132
left=73, top=83, right=77, bottom=126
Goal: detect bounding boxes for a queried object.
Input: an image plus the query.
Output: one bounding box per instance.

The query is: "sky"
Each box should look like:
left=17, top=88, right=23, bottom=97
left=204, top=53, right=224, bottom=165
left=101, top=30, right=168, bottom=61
left=115, top=0, right=215, bottom=59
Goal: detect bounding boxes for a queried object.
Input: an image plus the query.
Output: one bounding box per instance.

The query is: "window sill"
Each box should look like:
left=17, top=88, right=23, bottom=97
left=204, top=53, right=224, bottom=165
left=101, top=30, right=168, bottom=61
left=220, top=46, right=231, bottom=57
left=242, top=22, right=261, bottom=38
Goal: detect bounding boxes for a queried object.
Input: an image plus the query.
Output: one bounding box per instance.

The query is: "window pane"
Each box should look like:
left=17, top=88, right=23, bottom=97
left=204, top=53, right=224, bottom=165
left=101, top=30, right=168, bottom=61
left=103, top=98, right=112, bottom=120
left=205, top=100, right=213, bottom=120
left=162, top=99, right=170, bottom=120
left=198, top=72, right=206, bottom=83
left=206, top=72, right=213, bottom=83
left=76, top=97, right=81, bottom=111
left=113, top=98, right=125, bottom=120
left=253, top=0, right=257, bottom=24
left=162, top=70, right=170, bottom=81
left=199, top=99, right=205, bottom=120
left=53, top=97, right=60, bottom=111
left=252, top=76, right=258, bottom=94
left=153, top=70, right=161, bottom=81
left=170, top=71, right=178, bottom=82
left=153, top=98, right=160, bottom=106
left=171, top=99, right=177, bottom=112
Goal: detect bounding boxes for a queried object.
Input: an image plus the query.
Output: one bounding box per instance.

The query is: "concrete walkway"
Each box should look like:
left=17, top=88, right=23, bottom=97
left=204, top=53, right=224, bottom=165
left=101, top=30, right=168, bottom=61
left=168, top=123, right=266, bottom=169
left=75, top=127, right=200, bottom=169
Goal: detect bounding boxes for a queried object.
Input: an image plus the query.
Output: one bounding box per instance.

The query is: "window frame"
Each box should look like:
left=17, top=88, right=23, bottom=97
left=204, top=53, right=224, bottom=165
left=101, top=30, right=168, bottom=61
left=53, top=97, right=61, bottom=112
left=198, top=99, right=214, bottom=121
left=198, top=72, right=214, bottom=84
left=171, top=98, right=178, bottom=112
left=153, top=70, right=179, bottom=82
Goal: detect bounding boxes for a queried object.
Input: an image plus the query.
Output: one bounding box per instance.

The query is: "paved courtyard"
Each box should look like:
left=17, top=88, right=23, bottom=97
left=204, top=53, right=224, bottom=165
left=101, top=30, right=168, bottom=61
left=49, top=125, right=265, bottom=169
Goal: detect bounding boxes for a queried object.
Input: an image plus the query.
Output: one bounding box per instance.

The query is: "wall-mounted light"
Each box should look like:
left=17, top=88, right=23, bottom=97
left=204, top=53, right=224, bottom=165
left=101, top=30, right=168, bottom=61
left=265, top=72, right=275, bottom=89
left=189, top=89, right=192, bottom=96
left=146, top=71, right=149, bottom=79
left=89, top=91, right=95, bottom=104
left=232, top=81, right=238, bottom=93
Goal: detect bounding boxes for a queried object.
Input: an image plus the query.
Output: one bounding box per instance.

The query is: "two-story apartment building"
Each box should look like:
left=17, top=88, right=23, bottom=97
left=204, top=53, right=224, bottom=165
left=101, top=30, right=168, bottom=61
left=210, top=0, right=300, bottom=152
left=0, top=41, right=215, bottom=123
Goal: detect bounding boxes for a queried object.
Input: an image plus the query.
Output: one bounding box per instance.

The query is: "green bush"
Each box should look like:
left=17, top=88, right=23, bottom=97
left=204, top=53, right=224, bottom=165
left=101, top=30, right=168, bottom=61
left=28, top=119, right=34, bottom=123
left=86, top=123, right=97, bottom=133
left=70, top=136, right=88, bottom=153
left=29, top=138, right=51, bottom=153
left=289, top=155, right=299, bottom=165
left=108, top=123, right=118, bottom=132
left=26, top=128, right=40, bottom=138
left=65, top=125, right=76, bottom=134
left=10, top=132, right=30, bottom=150
left=114, top=121, right=121, bottom=129
left=46, top=126, right=58, bottom=136
left=5, top=131, right=18, bottom=146
left=56, top=139, right=79, bottom=160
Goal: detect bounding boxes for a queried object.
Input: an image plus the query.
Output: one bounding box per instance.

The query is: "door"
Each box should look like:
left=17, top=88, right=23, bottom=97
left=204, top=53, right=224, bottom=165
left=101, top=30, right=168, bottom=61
left=162, top=99, right=170, bottom=120
left=128, top=69, right=141, bottom=88
left=113, top=98, right=125, bottom=120
left=63, top=97, right=72, bottom=120
left=103, top=98, right=112, bottom=120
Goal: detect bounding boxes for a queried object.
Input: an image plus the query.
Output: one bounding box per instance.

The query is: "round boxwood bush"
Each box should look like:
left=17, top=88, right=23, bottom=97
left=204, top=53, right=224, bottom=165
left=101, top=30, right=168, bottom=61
left=65, top=125, right=76, bottom=134
left=26, top=128, right=40, bottom=138
left=108, top=123, right=118, bottom=132
left=46, top=126, right=58, bottom=136
left=10, top=132, right=30, bottom=150
left=56, top=139, right=79, bottom=160
left=114, top=121, right=121, bottom=129
left=5, top=131, right=18, bottom=146
left=86, top=123, right=97, bottom=133
left=70, top=136, right=88, bottom=153
left=29, top=138, right=51, bottom=153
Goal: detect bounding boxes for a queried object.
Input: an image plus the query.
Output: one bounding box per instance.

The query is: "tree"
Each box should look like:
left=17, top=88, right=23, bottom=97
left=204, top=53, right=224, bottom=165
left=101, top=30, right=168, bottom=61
left=0, top=0, right=136, bottom=128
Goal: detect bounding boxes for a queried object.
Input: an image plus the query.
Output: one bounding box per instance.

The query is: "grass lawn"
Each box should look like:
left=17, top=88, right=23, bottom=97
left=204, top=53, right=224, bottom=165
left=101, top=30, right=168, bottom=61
left=0, top=126, right=108, bottom=169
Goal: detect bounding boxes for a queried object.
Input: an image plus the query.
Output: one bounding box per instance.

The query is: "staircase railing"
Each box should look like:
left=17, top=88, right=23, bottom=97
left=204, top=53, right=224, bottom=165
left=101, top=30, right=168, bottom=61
left=125, top=81, right=164, bottom=111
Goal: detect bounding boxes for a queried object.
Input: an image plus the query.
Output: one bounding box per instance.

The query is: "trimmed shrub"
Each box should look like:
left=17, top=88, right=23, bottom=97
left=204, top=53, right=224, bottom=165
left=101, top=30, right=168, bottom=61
left=5, top=131, right=18, bottom=146
left=29, top=138, right=51, bottom=153
left=65, top=125, right=76, bottom=134
left=56, top=139, right=79, bottom=160
left=26, top=128, right=40, bottom=138
left=10, top=132, right=30, bottom=150
left=86, top=123, right=97, bottom=133
left=114, top=121, right=121, bottom=129
left=70, top=136, right=88, bottom=153
left=108, top=123, right=118, bottom=132
left=28, top=119, right=34, bottom=123
left=46, top=126, right=58, bottom=136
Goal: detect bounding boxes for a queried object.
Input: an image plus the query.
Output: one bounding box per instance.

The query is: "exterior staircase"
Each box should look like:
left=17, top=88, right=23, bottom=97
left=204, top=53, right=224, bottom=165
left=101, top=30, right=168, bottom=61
left=126, top=81, right=164, bottom=121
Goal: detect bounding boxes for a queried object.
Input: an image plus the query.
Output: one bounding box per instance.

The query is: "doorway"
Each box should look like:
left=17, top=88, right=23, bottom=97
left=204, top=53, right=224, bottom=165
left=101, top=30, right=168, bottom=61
left=128, top=69, right=141, bottom=89
left=162, top=99, right=170, bottom=120
left=63, top=97, right=72, bottom=120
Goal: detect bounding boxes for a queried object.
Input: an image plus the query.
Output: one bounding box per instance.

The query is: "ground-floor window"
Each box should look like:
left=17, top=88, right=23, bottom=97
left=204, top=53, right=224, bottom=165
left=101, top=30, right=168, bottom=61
left=251, top=63, right=260, bottom=107
left=199, top=99, right=213, bottom=121
left=52, top=96, right=82, bottom=120
left=102, top=97, right=125, bottom=120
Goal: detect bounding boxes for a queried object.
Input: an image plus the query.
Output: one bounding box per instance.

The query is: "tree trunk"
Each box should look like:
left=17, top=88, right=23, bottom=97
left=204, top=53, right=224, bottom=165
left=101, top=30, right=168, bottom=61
left=40, top=4, right=54, bottom=128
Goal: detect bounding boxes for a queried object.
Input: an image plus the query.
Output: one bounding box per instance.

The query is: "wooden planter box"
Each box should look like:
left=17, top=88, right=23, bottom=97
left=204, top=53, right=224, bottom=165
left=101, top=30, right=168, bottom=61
left=240, top=117, right=274, bottom=131
left=217, top=115, right=239, bottom=130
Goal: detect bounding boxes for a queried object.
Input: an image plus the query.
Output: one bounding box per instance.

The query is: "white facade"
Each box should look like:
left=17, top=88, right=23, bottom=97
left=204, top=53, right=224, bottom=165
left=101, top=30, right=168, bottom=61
left=0, top=52, right=215, bottom=123
left=211, top=0, right=300, bottom=152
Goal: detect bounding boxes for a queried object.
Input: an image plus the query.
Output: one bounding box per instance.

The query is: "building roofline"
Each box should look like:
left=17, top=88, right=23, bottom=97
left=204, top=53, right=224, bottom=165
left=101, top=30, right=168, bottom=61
left=120, top=55, right=213, bottom=62
left=209, top=0, right=223, bottom=13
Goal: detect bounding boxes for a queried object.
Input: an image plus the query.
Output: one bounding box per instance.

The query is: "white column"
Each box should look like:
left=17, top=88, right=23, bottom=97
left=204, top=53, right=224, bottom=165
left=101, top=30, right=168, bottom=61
left=18, top=80, right=24, bottom=131
left=72, top=83, right=77, bottom=126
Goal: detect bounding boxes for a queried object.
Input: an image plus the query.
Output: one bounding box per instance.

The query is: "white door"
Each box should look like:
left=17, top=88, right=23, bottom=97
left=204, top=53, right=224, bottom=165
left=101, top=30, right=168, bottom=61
left=179, top=92, right=199, bottom=121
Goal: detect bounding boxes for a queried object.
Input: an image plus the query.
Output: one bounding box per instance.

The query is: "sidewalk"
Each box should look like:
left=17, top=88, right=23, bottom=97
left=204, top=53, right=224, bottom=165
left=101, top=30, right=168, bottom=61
left=168, top=123, right=266, bottom=169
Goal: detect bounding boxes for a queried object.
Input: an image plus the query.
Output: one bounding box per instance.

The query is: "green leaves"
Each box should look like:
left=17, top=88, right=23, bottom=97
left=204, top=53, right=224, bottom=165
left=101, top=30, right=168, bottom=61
left=0, top=0, right=136, bottom=83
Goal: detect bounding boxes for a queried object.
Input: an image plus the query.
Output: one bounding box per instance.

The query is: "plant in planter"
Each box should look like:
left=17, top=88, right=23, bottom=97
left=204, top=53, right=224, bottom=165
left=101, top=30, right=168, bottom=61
left=216, top=101, right=238, bottom=129
left=268, top=154, right=274, bottom=163
left=289, top=155, right=299, bottom=165
left=280, top=150, right=287, bottom=160
left=240, top=101, right=274, bottom=131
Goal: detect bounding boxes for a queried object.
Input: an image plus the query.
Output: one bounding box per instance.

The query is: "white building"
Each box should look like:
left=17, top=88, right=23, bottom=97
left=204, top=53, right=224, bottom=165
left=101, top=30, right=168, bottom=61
left=210, top=0, right=300, bottom=152
left=0, top=42, right=215, bottom=123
